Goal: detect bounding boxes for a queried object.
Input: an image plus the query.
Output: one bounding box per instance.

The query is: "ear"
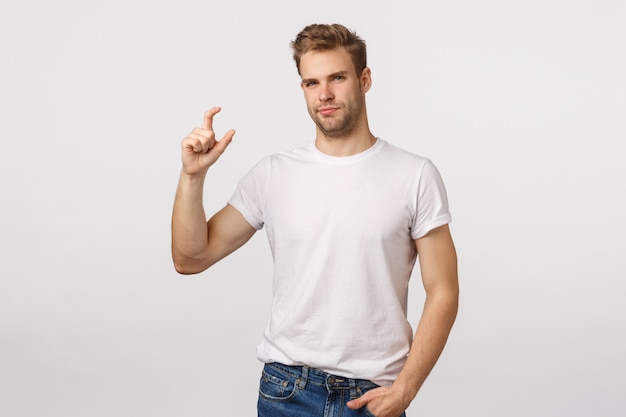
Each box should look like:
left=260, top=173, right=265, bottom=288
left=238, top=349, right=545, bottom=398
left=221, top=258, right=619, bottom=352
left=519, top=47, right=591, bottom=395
left=361, top=67, right=372, bottom=93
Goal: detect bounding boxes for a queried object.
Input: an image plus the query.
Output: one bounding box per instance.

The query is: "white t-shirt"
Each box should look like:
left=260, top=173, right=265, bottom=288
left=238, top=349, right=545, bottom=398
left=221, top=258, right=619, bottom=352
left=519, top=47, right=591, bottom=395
left=228, top=138, right=451, bottom=386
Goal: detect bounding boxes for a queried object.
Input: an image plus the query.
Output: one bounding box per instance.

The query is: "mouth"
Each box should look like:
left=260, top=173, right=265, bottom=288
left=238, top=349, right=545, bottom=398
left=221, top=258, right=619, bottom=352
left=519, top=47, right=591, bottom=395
left=318, top=107, right=338, bottom=116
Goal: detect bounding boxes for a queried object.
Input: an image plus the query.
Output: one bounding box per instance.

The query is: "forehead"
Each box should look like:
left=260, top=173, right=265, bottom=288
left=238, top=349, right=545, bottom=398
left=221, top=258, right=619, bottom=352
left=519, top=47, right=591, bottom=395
left=299, top=47, right=355, bottom=79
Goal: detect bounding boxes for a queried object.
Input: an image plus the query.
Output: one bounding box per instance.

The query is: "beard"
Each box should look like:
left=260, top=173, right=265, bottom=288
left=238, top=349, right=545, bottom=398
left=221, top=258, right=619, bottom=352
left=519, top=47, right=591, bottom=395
left=308, top=95, right=364, bottom=139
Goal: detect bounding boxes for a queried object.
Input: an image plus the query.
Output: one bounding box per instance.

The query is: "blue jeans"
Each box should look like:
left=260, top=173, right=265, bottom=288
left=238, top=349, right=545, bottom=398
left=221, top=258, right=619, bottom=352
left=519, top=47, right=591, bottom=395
left=257, top=362, right=406, bottom=417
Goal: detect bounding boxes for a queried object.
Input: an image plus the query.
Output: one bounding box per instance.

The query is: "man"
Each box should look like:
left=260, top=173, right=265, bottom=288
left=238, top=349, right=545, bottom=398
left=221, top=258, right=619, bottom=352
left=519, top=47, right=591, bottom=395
left=172, top=23, right=458, bottom=417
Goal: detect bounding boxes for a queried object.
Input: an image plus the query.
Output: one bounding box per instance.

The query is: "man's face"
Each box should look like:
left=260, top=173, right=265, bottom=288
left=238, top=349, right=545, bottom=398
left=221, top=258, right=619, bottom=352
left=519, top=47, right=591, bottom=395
left=299, top=47, right=370, bottom=138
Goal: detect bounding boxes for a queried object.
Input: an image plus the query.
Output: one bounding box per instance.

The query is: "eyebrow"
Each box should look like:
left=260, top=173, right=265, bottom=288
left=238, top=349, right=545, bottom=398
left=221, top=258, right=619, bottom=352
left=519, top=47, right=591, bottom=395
left=301, top=70, right=350, bottom=84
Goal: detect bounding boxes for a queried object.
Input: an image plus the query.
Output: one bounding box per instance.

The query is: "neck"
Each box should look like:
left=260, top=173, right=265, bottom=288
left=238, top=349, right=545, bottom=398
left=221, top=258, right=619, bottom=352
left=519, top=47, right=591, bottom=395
left=315, top=132, right=377, bottom=157
left=314, top=119, right=376, bottom=157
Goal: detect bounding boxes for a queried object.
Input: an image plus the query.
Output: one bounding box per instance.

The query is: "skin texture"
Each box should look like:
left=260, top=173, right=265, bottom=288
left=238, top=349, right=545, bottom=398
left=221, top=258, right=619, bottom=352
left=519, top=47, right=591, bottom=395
left=171, top=47, right=459, bottom=417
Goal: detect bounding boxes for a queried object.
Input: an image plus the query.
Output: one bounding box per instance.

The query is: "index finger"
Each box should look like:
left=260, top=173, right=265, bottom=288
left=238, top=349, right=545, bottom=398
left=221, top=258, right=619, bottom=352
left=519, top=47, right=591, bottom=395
left=203, top=107, right=222, bottom=130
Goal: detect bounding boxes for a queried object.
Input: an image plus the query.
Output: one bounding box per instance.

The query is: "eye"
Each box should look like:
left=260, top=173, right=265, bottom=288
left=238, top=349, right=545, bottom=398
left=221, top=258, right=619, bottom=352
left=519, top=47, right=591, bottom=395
left=304, top=81, right=318, bottom=87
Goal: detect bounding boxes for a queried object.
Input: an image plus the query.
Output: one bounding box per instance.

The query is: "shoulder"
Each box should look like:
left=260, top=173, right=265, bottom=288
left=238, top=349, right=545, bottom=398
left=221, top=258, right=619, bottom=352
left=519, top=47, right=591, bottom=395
left=259, top=142, right=317, bottom=167
left=242, top=142, right=315, bottom=177
left=377, top=139, right=434, bottom=170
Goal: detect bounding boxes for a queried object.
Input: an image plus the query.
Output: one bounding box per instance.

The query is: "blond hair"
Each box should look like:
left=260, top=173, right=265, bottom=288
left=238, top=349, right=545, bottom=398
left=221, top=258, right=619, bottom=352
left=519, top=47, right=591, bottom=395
left=290, top=23, right=367, bottom=76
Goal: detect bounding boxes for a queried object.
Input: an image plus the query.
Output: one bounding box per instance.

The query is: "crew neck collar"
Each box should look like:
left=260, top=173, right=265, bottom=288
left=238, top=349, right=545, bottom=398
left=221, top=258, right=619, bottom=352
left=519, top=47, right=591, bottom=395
left=311, top=138, right=384, bottom=164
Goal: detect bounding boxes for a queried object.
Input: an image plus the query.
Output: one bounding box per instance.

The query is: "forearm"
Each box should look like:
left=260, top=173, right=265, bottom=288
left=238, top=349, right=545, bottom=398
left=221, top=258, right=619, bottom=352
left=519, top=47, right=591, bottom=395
left=171, top=170, right=210, bottom=272
left=393, top=288, right=459, bottom=406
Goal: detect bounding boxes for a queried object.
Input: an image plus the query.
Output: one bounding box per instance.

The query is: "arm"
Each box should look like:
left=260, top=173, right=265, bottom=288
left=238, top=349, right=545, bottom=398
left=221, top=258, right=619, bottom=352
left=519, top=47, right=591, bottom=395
left=347, top=224, right=459, bottom=417
left=171, top=108, right=256, bottom=274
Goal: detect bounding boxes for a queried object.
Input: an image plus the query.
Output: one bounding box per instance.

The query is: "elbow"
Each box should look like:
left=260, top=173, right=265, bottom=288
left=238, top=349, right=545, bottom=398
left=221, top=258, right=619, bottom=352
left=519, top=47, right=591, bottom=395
left=173, top=263, right=199, bottom=275
left=171, top=241, right=214, bottom=275
left=445, top=284, right=460, bottom=314
left=172, top=254, right=210, bottom=275
left=426, top=284, right=460, bottom=323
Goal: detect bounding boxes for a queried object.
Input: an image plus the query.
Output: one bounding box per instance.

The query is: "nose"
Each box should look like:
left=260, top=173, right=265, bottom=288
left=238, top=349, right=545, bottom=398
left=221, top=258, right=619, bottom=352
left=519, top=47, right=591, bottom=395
left=319, top=82, right=334, bottom=102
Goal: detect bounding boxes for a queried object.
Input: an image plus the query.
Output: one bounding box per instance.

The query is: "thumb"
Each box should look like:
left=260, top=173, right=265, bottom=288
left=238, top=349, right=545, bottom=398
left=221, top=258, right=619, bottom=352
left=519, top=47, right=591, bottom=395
left=346, top=394, right=369, bottom=410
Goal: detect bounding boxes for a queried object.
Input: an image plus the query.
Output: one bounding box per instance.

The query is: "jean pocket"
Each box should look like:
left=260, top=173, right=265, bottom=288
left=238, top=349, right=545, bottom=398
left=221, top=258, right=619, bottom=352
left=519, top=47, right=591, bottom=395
left=363, top=406, right=377, bottom=417
left=364, top=405, right=406, bottom=417
left=359, top=382, right=380, bottom=417
left=258, top=365, right=298, bottom=402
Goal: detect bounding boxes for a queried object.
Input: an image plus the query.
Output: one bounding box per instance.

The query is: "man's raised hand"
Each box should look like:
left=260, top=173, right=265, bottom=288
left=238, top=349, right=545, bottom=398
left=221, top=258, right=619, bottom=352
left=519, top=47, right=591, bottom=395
left=181, top=107, right=235, bottom=175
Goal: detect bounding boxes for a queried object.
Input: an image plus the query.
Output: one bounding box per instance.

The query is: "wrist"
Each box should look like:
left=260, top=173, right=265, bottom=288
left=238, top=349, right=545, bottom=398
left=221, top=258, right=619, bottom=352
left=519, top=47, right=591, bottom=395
left=391, top=377, right=419, bottom=408
left=180, top=168, right=208, bottom=183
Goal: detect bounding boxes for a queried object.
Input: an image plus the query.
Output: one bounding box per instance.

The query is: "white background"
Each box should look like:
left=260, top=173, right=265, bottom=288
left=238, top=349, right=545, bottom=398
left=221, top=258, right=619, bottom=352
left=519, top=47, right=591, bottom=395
left=1, top=1, right=625, bottom=416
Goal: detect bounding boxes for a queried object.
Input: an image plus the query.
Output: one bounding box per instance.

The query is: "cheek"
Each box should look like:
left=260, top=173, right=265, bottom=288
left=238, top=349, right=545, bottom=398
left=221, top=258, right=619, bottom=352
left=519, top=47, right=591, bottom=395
left=303, top=94, right=317, bottom=109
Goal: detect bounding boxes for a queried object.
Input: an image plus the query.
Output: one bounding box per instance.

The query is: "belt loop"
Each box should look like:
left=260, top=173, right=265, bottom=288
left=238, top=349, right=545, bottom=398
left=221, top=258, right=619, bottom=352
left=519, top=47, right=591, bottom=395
left=298, top=366, right=309, bottom=390
left=348, top=378, right=358, bottom=400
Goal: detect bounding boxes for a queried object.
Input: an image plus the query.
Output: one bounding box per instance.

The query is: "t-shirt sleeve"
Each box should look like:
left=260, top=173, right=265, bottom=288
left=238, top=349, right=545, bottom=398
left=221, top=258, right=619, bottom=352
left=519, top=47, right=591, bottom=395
left=410, top=158, right=452, bottom=240
left=227, top=159, right=268, bottom=231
